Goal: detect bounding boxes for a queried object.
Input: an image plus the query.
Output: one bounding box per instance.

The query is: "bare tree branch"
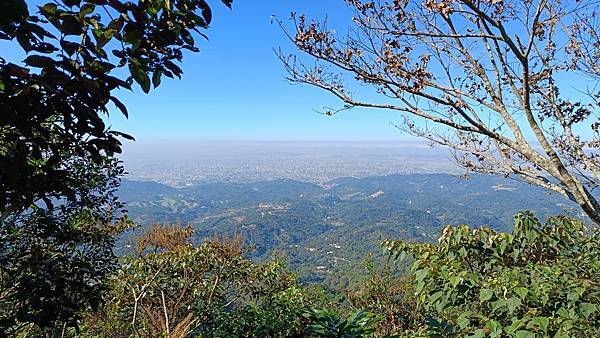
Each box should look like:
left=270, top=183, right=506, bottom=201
left=278, top=0, right=600, bottom=224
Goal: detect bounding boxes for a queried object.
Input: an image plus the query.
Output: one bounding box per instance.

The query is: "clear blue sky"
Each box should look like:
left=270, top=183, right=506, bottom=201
left=105, top=0, right=416, bottom=142
left=4, top=1, right=594, bottom=143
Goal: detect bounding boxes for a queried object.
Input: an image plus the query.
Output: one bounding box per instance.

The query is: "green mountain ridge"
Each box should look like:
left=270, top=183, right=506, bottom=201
left=118, top=173, right=582, bottom=286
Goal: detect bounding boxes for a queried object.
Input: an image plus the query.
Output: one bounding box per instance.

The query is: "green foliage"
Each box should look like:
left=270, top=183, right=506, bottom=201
left=81, top=224, right=329, bottom=337
left=304, top=308, right=382, bottom=338
left=0, top=0, right=230, bottom=333
left=384, top=212, right=600, bottom=337
left=121, top=174, right=576, bottom=288
left=0, top=158, right=129, bottom=336
left=18, top=212, right=595, bottom=337
left=1, top=0, right=231, bottom=220
left=345, top=256, right=422, bottom=335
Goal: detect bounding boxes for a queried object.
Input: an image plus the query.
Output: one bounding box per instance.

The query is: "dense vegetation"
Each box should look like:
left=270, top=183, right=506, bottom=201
left=11, top=212, right=595, bottom=337
left=385, top=212, right=600, bottom=337
left=119, top=174, right=582, bottom=288
left=80, top=225, right=330, bottom=337
left=2, top=0, right=600, bottom=336
left=0, top=0, right=230, bottom=334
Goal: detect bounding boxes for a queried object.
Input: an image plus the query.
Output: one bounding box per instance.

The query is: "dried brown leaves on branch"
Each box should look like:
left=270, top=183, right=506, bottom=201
left=278, top=0, right=600, bottom=224
left=89, top=224, right=250, bottom=337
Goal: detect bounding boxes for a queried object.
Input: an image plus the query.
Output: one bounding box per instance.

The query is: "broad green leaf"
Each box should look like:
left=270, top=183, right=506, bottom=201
left=515, top=287, right=528, bottom=300
left=457, top=316, right=470, bottom=329
left=506, top=318, right=524, bottom=334
left=429, top=291, right=444, bottom=303
left=515, top=330, right=535, bottom=338
left=152, top=69, right=162, bottom=88
left=129, top=60, right=151, bottom=93
left=506, top=297, right=521, bottom=313
left=449, top=275, right=461, bottom=288
left=24, top=55, right=54, bottom=68
left=40, top=3, right=57, bottom=14
left=485, top=319, right=502, bottom=335
left=415, top=268, right=428, bottom=282
left=527, top=317, right=549, bottom=333
left=467, top=329, right=485, bottom=338
left=580, top=302, right=596, bottom=319
left=110, top=96, right=129, bottom=118
left=491, top=299, right=505, bottom=312
left=479, top=288, right=493, bottom=303
left=80, top=4, right=95, bottom=14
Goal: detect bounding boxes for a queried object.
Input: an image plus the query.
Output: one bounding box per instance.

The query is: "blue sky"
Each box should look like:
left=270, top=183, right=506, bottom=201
left=105, top=0, right=416, bottom=142
left=6, top=1, right=589, bottom=143
left=2, top=1, right=412, bottom=141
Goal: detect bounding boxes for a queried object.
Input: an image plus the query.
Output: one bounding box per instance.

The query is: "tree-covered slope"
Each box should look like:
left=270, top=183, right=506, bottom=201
left=118, top=173, right=582, bottom=284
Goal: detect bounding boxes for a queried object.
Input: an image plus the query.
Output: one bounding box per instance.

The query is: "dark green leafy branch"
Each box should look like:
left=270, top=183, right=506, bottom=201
left=0, top=0, right=231, bottom=220
left=0, top=0, right=231, bottom=334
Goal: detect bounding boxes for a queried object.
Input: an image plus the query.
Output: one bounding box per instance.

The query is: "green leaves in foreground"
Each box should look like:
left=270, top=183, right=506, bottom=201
left=305, top=308, right=382, bottom=338
left=384, top=212, right=600, bottom=337
left=1, top=0, right=232, bottom=332
left=1, top=0, right=234, bottom=221
left=79, top=224, right=328, bottom=337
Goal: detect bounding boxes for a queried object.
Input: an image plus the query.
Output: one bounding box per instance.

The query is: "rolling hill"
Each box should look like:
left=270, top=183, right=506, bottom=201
left=118, top=173, right=582, bottom=286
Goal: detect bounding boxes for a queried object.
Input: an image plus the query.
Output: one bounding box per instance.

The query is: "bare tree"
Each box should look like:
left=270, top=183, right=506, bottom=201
left=277, top=0, right=600, bottom=224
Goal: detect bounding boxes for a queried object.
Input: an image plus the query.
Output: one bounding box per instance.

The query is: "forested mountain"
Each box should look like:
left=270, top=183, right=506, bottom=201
left=119, top=173, right=581, bottom=286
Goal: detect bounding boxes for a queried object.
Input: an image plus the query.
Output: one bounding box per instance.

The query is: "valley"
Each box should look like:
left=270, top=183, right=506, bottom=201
left=119, top=173, right=581, bottom=287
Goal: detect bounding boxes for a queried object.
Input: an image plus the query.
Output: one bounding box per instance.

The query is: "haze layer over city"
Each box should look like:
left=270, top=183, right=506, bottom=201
left=121, top=140, right=459, bottom=187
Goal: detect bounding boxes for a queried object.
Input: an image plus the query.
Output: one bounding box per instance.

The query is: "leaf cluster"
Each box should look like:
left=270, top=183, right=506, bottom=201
left=384, top=212, right=600, bottom=337
left=0, top=0, right=230, bottom=220
left=0, top=158, right=130, bottom=336
left=304, top=308, right=383, bottom=338
left=81, top=224, right=329, bottom=337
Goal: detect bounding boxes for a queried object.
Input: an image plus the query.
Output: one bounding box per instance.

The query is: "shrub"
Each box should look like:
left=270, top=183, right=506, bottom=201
left=345, top=256, right=421, bottom=335
left=80, top=224, right=328, bottom=337
left=385, top=212, right=600, bottom=337
left=304, top=308, right=382, bottom=338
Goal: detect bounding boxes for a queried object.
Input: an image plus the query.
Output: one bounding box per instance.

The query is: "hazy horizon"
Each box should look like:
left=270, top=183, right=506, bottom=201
left=120, top=139, right=459, bottom=187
